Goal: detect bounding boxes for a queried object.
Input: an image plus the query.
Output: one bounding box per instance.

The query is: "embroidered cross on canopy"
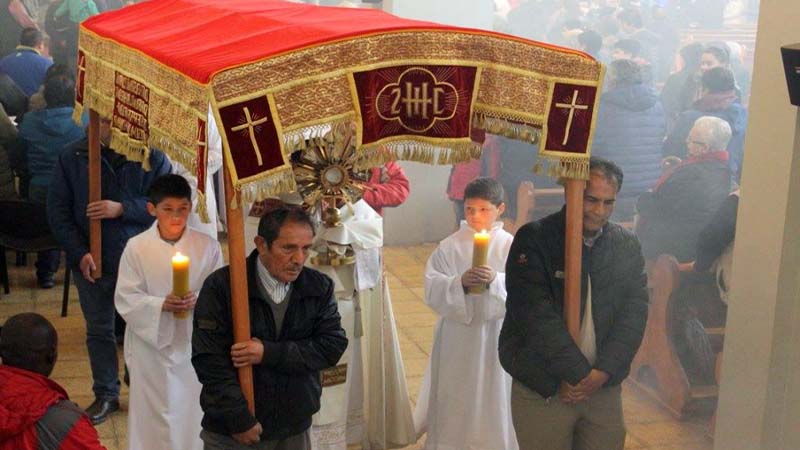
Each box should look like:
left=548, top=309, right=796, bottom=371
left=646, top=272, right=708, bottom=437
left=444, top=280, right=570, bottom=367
left=73, top=0, right=604, bottom=206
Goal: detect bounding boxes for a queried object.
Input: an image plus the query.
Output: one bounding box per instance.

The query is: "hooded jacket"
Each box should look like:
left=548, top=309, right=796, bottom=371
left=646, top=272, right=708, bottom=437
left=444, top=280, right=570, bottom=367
left=591, top=83, right=666, bottom=206
left=19, top=106, right=85, bottom=200
left=0, top=365, right=105, bottom=450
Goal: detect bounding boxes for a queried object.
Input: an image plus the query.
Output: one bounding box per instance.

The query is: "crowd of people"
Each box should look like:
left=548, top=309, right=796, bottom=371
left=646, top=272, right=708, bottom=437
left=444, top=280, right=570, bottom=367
left=0, top=0, right=755, bottom=449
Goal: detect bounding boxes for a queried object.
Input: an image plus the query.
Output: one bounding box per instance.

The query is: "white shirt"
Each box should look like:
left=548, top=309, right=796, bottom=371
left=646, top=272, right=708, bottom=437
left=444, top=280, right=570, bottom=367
left=256, top=258, right=290, bottom=304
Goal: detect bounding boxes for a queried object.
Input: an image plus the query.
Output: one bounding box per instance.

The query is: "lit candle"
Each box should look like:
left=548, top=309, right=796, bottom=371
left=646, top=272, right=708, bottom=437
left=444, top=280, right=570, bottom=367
left=469, top=230, right=490, bottom=294
left=172, top=252, right=191, bottom=319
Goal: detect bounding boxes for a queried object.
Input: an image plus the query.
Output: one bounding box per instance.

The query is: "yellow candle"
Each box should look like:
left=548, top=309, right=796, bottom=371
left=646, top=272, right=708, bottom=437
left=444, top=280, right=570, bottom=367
left=172, top=252, right=191, bottom=319
left=469, top=230, right=490, bottom=294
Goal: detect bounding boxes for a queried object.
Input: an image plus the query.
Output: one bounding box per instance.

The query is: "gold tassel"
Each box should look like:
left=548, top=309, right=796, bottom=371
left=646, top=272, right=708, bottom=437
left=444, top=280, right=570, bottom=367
left=535, top=154, right=590, bottom=180
left=72, top=103, right=84, bottom=127
left=195, top=190, right=210, bottom=224
left=473, top=113, right=541, bottom=144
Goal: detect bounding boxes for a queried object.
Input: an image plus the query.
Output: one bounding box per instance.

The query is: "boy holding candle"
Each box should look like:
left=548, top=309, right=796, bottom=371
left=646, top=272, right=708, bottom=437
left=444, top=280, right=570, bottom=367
left=115, top=174, right=223, bottom=450
left=413, top=177, right=519, bottom=450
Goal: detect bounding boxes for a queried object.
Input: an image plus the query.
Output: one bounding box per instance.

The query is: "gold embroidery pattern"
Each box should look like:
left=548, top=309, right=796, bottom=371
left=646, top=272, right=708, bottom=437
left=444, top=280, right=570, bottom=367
left=274, top=75, right=352, bottom=129
left=477, top=68, right=550, bottom=118
left=212, top=31, right=599, bottom=102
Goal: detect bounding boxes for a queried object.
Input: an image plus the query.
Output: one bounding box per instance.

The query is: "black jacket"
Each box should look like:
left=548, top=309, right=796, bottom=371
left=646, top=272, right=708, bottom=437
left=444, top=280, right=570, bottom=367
left=499, top=208, right=649, bottom=398
left=192, top=252, right=348, bottom=440
left=636, top=159, right=732, bottom=262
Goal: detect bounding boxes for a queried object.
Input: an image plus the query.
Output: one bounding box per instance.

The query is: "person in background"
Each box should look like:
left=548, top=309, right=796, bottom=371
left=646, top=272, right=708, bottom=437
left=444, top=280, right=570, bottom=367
left=591, top=59, right=665, bottom=220
left=637, top=116, right=733, bottom=262
left=0, top=0, right=38, bottom=58
left=0, top=28, right=52, bottom=97
left=18, top=73, right=84, bottom=288
left=47, top=119, right=172, bottom=425
left=663, top=67, right=747, bottom=180
left=0, top=313, right=106, bottom=450
left=360, top=161, right=410, bottom=216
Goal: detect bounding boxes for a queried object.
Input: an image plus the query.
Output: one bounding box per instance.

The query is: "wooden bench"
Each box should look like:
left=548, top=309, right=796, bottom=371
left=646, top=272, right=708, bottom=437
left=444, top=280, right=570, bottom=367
left=630, top=254, right=726, bottom=419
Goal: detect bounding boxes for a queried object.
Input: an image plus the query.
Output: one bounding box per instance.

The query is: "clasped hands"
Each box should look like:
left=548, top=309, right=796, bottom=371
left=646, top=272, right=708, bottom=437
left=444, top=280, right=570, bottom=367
left=461, top=265, right=496, bottom=289
left=559, top=369, right=610, bottom=404
left=161, top=293, right=197, bottom=313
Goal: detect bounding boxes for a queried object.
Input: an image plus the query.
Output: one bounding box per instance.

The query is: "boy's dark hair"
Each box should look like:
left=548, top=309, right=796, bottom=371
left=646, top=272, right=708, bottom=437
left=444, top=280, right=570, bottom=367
left=19, top=28, right=43, bottom=47
left=44, top=63, right=73, bottom=82
left=589, top=157, right=624, bottom=192
left=614, top=38, right=642, bottom=58
left=257, top=204, right=315, bottom=248
left=147, top=174, right=192, bottom=205
left=44, top=75, right=75, bottom=108
left=0, top=313, right=58, bottom=376
left=702, top=66, right=736, bottom=93
left=703, top=45, right=731, bottom=66
left=464, top=177, right=505, bottom=206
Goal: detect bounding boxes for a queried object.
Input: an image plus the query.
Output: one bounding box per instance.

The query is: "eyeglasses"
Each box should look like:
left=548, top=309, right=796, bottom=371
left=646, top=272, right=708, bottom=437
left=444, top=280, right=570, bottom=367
left=686, top=140, right=709, bottom=147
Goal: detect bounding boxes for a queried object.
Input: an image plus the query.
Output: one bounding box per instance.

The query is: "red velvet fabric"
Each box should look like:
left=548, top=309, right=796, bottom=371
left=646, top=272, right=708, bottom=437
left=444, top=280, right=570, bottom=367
left=353, top=65, right=478, bottom=145
left=82, top=0, right=466, bottom=84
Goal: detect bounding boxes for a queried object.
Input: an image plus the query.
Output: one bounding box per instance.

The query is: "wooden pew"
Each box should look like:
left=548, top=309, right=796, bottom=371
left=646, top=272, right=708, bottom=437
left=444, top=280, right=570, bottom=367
left=630, top=254, right=726, bottom=419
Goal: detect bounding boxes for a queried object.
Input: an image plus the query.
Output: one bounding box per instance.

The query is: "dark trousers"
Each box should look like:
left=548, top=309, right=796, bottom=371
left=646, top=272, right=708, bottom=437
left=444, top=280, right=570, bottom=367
left=35, top=249, right=60, bottom=280
left=73, top=271, right=120, bottom=400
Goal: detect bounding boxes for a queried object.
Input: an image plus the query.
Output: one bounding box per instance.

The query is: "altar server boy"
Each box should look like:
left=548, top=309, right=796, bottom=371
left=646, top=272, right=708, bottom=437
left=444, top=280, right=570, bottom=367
left=414, top=177, right=518, bottom=450
left=115, top=174, right=223, bottom=450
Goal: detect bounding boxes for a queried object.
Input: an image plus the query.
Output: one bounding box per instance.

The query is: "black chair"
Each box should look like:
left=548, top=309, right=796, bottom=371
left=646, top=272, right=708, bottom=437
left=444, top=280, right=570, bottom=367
left=0, top=200, right=71, bottom=317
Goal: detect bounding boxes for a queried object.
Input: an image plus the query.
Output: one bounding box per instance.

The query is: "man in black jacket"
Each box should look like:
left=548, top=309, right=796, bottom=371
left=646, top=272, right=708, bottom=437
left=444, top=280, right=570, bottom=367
left=499, top=157, right=648, bottom=450
left=192, top=204, right=347, bottom=449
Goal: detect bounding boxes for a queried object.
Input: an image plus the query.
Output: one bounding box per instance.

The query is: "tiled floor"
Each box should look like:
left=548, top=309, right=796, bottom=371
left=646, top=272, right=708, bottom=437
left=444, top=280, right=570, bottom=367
left=0, top=246, right=714, bottom=450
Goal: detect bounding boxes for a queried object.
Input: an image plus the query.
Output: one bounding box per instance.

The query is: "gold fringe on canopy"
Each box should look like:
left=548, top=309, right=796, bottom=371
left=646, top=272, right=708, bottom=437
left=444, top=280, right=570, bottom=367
left=533, top=154, right=590, bottom=180
left=354, top=140, right=483, bottom=171
left=473, top=113, right=541, bottom=145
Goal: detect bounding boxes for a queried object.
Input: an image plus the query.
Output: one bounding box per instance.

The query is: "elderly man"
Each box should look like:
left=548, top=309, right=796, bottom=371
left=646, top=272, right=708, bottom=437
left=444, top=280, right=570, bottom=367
left=193, top=204, right=348, bottom=450
left=499, top=157, right=649, bottom=450
left=637, top=116, right=733, bottom=262
left=0, top=313, right=106, bottom=449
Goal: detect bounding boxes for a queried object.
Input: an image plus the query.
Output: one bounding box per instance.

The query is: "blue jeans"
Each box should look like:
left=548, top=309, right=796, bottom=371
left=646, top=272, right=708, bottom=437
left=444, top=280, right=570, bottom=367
left=73, top=270, right=120, bottom=400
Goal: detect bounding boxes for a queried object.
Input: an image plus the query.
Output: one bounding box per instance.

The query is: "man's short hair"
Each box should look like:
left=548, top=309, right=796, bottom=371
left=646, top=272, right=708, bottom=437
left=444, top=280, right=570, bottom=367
left=610, top=59, right=643, bottom=86
left=614, top=38, right=642, bottom=58
left=692, top=116, right=732, bottom=151
left=0, top=313, right=57, bottom=376
left=464, top=177, right=505, bottom=206
left=257, top=204, right=315, bottom=248
left=701, top=67, right=736, bottom=93
left=19, top=28, right=43, bottom=47
left=703, top=45, right=730, bottom=66
left=617, top=8, right=643, bottom=28
left=147, top=174, right=192, bottom=205
left=43, top=74, right=75, bottom=108
left=578, top=30, right=603, bottom=55
left=589, top=157, right=624, bottom=192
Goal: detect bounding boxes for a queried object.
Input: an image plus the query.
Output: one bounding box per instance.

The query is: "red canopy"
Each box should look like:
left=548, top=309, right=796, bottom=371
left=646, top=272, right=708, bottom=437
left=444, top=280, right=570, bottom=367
left=83, top=0, right=457, bottom=84
left=75, top=0, right=603, bottom=205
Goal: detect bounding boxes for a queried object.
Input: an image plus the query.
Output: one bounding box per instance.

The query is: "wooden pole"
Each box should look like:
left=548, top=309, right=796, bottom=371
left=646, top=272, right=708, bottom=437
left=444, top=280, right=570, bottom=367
left=87, top=109, right=102, bottom=278
left=223, top=162, right=255, bottom=415
left=563, top=178, right=585, bottom=342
